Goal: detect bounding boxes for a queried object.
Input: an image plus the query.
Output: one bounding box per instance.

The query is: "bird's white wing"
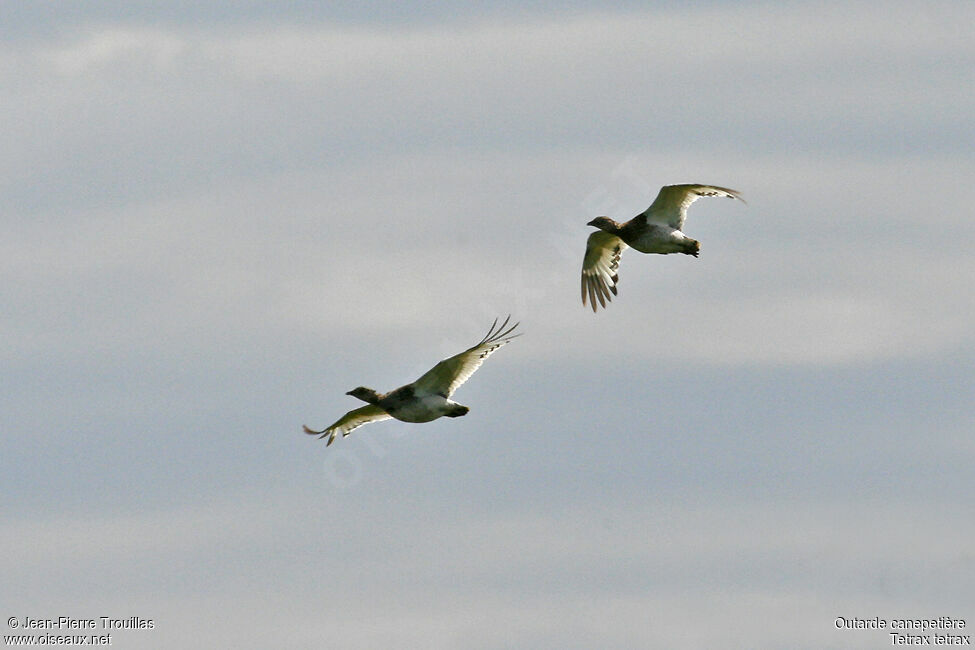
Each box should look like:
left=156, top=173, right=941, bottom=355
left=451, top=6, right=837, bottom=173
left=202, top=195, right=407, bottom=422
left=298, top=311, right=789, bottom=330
left=581, top=231, right=627, bottom=312
left=303, top=405, right=392, bottom=446
left=639, top=184, right=743, bottom=230
left=413, top=316, right=520, bottom=398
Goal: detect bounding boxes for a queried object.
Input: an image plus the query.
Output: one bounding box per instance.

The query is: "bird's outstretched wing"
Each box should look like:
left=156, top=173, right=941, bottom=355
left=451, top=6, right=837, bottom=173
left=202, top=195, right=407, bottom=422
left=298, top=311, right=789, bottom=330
left=639, top=184, right=744, bottom=230
left=413, top=316, right=520, bottom=398
left=581, top=231, right=627, bottom=312
left=303, top=405, right=392, bottom=446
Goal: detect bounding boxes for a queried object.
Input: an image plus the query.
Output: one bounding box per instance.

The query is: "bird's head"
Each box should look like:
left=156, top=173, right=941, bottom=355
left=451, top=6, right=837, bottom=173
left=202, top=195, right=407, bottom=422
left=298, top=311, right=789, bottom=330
left=587, top=216, right=618, bottom=231
left=346, top=386, right=380, bottom=403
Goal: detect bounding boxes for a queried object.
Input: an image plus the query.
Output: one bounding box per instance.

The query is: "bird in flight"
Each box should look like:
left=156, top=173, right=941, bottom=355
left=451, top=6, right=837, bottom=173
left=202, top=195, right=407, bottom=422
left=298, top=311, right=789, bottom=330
left=581, top=184, right=745, bottom=312
left=303, top=316, right=521, bottom=446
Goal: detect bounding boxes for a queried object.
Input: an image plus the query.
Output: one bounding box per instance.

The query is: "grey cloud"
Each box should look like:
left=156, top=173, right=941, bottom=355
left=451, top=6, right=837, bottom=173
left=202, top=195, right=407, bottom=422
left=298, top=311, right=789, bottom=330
left=2, top=3, right=973, bottom=648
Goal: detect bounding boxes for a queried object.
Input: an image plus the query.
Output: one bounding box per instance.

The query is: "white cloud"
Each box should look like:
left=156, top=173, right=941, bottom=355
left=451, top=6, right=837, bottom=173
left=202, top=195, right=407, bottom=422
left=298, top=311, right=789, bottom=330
left=3, top=147, right=972, bottom=367
left=39, top=27, right=187, bottom=75
left=3, top=493, right=971, bottom=648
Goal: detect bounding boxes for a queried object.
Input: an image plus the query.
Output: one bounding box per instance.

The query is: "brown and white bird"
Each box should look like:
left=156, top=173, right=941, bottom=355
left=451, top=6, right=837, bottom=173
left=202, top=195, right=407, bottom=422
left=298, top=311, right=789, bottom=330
left=581, top=184, right=745, bottom=311
left=303, top=317, right=520, bottom=445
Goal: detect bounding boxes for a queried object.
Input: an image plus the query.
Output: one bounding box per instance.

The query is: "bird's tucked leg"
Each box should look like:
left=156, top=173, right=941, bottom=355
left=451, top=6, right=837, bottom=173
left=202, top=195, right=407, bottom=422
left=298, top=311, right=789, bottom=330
left=446, top=404, right=470, bottom=417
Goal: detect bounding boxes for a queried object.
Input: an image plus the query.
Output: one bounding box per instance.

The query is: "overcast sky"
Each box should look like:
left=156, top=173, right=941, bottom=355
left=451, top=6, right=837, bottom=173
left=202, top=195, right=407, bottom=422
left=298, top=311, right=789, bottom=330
left=2, top=2, right=973, bottom=648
